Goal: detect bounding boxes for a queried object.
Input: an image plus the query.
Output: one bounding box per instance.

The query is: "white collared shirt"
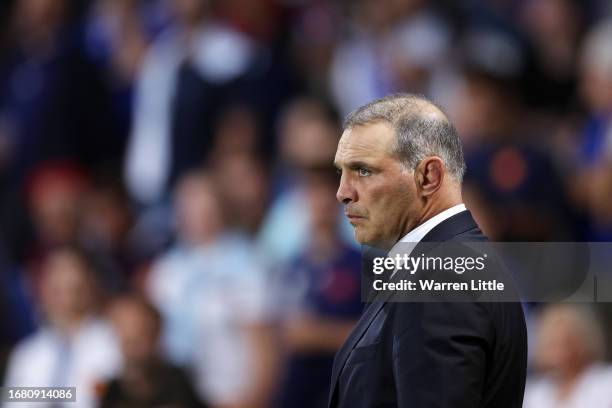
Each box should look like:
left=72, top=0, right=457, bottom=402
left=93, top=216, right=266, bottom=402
left=4, top=317, right=122, bottom=408
left=399, top=203, right=467, bottom=244
left=388, top=204, right=467, bottom=279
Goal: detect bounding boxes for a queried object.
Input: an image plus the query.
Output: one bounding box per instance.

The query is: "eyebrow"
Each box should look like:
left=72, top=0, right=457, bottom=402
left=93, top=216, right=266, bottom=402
left=334, top=160, right=375, bottom=170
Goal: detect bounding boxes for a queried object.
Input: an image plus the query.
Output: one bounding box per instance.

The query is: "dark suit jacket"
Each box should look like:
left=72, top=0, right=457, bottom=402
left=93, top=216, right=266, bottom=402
left=328, top=211, right=527, bottom=408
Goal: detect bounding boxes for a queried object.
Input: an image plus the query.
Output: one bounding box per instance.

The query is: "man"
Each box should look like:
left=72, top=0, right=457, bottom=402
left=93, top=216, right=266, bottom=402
left=101, top=294, right=205, bottom=407
left=523, top=304, right=612, bottom=408
left=146, top=171, right=277, bottom=407
left=330, top=94, right=527, bottom=407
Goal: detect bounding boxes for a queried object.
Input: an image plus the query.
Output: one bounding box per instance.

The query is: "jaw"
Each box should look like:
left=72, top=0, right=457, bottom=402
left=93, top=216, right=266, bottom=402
left=354, top=227, right=395, bottom=251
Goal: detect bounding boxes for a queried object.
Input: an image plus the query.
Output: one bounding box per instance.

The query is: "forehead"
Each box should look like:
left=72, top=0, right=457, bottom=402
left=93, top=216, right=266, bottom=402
left=335, top=122, right=395, bottom=164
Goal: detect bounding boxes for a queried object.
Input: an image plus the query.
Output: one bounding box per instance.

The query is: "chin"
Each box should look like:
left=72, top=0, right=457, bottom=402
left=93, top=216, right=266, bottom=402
left=356, top=233, right=390, bottom=250
left=353, top=229, right=368, bottom=245
left=354, top=231, right=375, bottom=247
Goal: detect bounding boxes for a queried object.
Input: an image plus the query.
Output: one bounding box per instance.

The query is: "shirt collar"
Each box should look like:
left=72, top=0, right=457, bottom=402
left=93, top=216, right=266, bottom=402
left=399, top=203, right=467, bottom=244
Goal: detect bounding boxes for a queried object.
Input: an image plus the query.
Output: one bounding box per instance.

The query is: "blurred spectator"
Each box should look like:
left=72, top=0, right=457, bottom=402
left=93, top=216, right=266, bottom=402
left=189, top=105, right=270, bottom=236
left=329, top=0, right=451, bottom=117
left=84, top=0, right=152, bottom=84
left=273, top=165, right=361, bottom=408
left=571, top=19, right=612, bottom=240
left=0, top=0, right=121, bottom=184
left=79, top=170, right=137, bottom=292
left=22, top=161, right=90, bottom=293
left=577, top=19, right=612, bottom=165
left=146, top=170, right=277, bottom=407
left=275, top=98, right=340, bottom=177
left=524, top=304, right=612, bottom=408
left=0, top=241, right=36, bottom=381
left=3, top=246, right=121, bottom=407
left=210, top=104, right=261, bottom=157
left=287, top=1, right=342, bottom=97
left=518, top=0, right=583, bottom=113
left=446, top=38, right=574, bottom=240
left=125, top=0, right=285, bottom=206
left=446, top=29, right=526, bottom=145
left=100, top=294, right=205, bottom=408
left=210, top=150, right=269, bottom=236
left=27, top=162, right=88, bottom=248
left=83, top=0, right=152, bottom=139
left=0, top=0, right=123, bottom=264
left=258, top=97, right=354, bottom=266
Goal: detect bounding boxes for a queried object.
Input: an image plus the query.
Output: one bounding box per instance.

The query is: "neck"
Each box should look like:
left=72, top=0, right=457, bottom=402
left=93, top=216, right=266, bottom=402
left=408, top=180, right=463, bottom=230
left=378, top=187, right=463, bottom=251
left=414, top=195, right=462, bottom=228
left=51, top=314, right=86, bottom=337
left=183, top=227, right=222, bottom=247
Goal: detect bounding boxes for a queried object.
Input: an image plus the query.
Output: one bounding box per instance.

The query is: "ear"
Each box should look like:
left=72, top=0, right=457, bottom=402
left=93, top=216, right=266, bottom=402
left=415, top=157, right=445, bottom=197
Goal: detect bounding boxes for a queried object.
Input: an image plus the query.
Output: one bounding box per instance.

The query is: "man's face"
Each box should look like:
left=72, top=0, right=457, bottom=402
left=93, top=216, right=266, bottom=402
left=334, top=122, right=418, bottom=248
left=41, top=250, right=93, bottom=325
left=110, top=301, right=159, bottom=364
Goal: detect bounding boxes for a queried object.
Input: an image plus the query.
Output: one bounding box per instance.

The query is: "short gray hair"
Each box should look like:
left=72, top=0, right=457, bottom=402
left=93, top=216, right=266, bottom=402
left=538, top=304, right=607, bottom=363
left=344, top=93, right=466, bottom=182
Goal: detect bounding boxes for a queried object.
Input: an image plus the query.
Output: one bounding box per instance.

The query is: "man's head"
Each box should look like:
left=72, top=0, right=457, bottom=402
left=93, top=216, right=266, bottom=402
left=173, top=170, right=223, bottom=245
left=334, top=93, right=465, bottom=248
left=534, top=304, right=605, bottom=380
left=108, top=295, right=162, bottom=365
left=40, top=247, right=98, bottom=333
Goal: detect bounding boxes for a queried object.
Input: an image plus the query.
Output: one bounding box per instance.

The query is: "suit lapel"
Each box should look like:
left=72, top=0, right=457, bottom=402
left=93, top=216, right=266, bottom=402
left=328, top=210, right=479, bottom=406
left=328, top=296, right=387, bottom=406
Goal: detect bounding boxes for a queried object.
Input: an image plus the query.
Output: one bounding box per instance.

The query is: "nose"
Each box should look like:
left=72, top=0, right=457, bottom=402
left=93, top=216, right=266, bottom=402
left=336, top=174, right=356, bottom=205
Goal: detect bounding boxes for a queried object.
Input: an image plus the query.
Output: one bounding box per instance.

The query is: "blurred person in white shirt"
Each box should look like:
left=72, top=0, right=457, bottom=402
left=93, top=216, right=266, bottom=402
left=3, top=247, right=122, bottom=408
left=146, top=170, right=277, bottom=408
left=524, top=304, right=612, bottom=408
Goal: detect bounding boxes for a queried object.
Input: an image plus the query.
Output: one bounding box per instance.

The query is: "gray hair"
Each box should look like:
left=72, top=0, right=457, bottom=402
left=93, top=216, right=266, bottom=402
left=344, top=93, right=466, bottom=182
left=538, top=304, right=607, bottom=363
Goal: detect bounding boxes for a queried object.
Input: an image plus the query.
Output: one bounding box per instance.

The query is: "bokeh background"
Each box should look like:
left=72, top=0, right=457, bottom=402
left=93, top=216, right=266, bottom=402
left=1, top=0, right=612, bottom=407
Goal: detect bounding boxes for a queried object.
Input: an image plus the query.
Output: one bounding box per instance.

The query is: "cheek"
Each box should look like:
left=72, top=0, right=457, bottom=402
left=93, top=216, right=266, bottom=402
left=357, top=186, right=394, bottom=233
left=371, top=180, right=414, bottom=215
left=360, top=183, right=388, bottom=218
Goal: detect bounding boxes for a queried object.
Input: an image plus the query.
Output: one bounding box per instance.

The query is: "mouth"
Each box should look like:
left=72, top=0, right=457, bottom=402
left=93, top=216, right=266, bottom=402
left=346, top=213, right=366, bottom=223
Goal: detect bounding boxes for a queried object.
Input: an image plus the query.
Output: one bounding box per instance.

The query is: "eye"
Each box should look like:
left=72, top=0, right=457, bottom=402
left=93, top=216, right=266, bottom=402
left=357, top=168, right=371, bottom=177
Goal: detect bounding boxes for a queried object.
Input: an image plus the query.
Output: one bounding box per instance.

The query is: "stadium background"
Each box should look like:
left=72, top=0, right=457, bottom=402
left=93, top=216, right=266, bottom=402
left=1, top=0, right=612, bottom=406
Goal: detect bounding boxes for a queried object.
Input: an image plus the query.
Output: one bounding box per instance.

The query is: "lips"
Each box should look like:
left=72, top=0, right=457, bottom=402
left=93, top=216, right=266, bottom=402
left=345, top=213, right=366, bottom=221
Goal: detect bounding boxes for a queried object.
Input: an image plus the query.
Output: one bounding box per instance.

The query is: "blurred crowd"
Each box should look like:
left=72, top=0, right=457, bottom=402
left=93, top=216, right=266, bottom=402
left=1, top=0, right=612, bottom=407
